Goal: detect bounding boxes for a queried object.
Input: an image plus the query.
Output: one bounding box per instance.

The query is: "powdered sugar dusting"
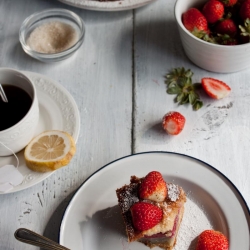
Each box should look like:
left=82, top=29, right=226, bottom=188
left=117, top=183, right=139, bottom=213
left=174, top=196, right=213, bottom=250
left=167, top=183, right=180, bottom=201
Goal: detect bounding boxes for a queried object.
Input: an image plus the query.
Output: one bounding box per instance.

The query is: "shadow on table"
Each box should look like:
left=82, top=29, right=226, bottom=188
left=41, top=190, right=77, bottom=250
left=141, top=121, right=175, bottom=145
left=42, top=202, right=127, bottom=250
left=79, top=205, right=127, bottom=249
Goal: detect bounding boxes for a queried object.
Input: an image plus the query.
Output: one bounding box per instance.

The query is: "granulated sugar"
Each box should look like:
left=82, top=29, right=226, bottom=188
left=27, top=21, right=78, bottom=53
left=174, top=195, right=213, bottom=250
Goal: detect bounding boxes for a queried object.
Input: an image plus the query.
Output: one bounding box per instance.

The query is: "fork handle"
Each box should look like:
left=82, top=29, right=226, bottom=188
left=14, top=228, right=70, bottom=250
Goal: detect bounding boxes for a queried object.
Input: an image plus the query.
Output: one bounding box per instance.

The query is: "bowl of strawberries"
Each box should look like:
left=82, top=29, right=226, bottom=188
left=175, top=0, right=250, bottom=73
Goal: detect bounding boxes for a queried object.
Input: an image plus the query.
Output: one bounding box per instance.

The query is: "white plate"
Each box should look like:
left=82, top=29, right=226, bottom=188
left=0, top=72, right=80, bottom=194
left=60, top=152, right=250, bottom=250
left=58, top=0, right=157, bottom=11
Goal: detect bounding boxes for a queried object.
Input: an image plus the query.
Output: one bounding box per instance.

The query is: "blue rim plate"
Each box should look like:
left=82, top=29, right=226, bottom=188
left=59, top=152, right=250, bottom=249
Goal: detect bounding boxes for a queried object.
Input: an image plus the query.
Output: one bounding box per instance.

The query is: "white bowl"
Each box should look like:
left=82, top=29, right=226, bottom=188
left=19, top=8, right=85, bottom=62
left=175, top=0, right=250, bottom=73
left=0, top=68, right=39, bottom=156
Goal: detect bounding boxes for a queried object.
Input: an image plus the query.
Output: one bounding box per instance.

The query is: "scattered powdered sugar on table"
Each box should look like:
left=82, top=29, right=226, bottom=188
left=174, top=195, right=213, bottom=250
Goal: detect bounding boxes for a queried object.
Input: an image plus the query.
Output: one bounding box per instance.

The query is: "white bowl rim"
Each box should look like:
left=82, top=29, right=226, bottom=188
left=0, top=67, right=37, bottom=134
left=174, top=0, right=250, bottom=49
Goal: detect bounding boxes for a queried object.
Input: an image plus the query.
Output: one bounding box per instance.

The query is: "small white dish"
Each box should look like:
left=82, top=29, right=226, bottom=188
left=0, top=71, right=80, bottom=194
left=19, top=9, right=85, bottom=62
left=59, top=152, right=250, bottom=250
left=58, top=0, right=157, bottom=11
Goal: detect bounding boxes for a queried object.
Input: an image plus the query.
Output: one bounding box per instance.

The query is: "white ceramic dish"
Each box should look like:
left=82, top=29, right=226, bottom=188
left=0, top=72, right=80, bottom=194
left=19, top=9, right=85, bottom=62
left=175, top=0, right=250, bottom=73
left=58, top=0, right=157, bottom=11
left=60, top=152, right=250, bottom=250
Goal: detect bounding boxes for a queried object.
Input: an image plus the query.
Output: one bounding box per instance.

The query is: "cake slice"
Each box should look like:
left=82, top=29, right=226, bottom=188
left=116, top=171, right=186, bottom=250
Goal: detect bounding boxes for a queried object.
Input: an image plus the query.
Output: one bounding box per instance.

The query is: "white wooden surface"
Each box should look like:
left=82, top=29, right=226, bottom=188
left=0, top=0, right=249, bottom=249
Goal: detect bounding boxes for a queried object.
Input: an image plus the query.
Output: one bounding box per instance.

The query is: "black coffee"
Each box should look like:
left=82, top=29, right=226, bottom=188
left=0, top=85, right=32, bottom=131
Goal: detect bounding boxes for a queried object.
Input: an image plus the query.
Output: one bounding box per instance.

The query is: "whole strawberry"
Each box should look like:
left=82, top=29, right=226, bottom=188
left=215, top=19, right=237, bottom=37
left=139, top=171, right=167, bottom=202
left=240, top=0, right=250, bottom=20
left=219, top=0, right=237, bottom=6
left=130, top=202, right=163, bottom=231
left=182, top=8, right=208, bottom=32
left=196, top=230, right=229, bottom=250
left=162, top=111, right=186, bottom=135
left=202, top=0, right=225, bottom=23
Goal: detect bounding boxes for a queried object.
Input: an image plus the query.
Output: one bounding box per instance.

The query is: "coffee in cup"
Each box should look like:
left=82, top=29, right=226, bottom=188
left=0, top=68, right=39, bottom=156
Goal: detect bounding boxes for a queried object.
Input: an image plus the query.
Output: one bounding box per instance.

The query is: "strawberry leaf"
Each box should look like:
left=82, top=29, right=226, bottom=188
left=193, top=100, right=203, bottom=110
left=189, top=91, right=197, bottom=104
left=167, top=86, right=182, bottom=94
left=165, top=67, right=203, bottom=111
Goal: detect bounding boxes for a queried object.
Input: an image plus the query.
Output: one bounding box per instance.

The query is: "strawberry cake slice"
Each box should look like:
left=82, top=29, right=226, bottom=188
left=116, top=171, right=186, bottom=250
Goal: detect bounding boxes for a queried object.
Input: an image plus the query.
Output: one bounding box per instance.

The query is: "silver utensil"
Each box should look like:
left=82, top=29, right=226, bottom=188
left=0, top=84, right=8, bottom=102
left=14, top=228, right=70, bottom=250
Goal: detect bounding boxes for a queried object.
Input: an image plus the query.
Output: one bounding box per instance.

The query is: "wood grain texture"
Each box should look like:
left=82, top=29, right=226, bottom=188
left=133, top=0, right=250, bottom=207
left=0, top=0, right=132, bottom=249
left=0, top=0, right=249, bottom=249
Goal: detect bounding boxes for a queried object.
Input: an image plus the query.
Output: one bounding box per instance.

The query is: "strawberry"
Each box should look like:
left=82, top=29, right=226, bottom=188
left=201, top=78, right=231, bottom=99
left=202, top=0, right=225, bottom=23
left=215, top=19, right=237, bottom=37
left=219, top=0, right=237, bottom=6
left=139, top=171, right=167, bottom=202
left=162, top=111, right=186, bottom=135
left=196, top=230, right=229, bottom=250
left=182, top=8, right=208, bottom=32
left=240, top=0, right=250, bottom=20
left=130, top=202, right=163, bottom=231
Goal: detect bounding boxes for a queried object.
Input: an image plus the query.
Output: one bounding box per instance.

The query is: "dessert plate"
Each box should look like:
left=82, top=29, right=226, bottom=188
left=58, top=0, right=157, bottom=11
left=60, top=152, right=250, bottom=250
left=0, top=72, right=80, bottom=194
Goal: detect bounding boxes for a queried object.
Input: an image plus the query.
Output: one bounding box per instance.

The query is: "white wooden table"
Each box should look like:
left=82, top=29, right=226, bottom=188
left=0, top=0, right=249, bottom=249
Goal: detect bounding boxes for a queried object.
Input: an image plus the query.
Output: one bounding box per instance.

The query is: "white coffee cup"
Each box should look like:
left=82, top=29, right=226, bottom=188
left=0, top=68, right=39, bottom=156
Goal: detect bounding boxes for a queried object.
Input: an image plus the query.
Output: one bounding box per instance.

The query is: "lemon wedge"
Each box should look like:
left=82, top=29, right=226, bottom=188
left=24, top=130, right=76, bottom=172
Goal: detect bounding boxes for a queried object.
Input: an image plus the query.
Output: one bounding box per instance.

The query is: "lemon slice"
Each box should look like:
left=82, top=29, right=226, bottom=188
left=24, top=130, right=76, bottom=172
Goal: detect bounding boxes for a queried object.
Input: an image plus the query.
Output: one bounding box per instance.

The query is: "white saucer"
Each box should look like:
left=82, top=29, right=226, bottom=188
left=0, top=71, right=80, bottom=194
left=58, top=0, right=157, bottom=11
